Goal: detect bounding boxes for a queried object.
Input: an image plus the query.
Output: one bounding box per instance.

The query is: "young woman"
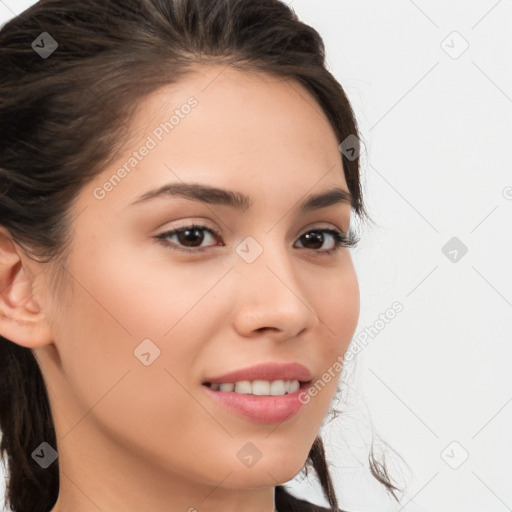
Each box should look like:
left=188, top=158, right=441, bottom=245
left=0, top=1, right=402, bottom=511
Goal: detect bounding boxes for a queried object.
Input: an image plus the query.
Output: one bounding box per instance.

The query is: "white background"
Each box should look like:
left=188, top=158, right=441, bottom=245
left=1, top=1, right=511, bottom=511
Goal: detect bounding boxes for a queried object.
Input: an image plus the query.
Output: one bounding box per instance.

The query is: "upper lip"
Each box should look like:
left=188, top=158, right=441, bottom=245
left=202, top=362, right=313, bottom=384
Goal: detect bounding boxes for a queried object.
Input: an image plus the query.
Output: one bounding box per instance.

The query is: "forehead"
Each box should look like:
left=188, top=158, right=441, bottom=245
left=80, top=62, right=350, bottom=215
left=129, top=62, right=341, bottom=162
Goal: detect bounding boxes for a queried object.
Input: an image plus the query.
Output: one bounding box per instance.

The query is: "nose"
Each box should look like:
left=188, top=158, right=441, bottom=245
left=229, top=240, right=320, bottom=341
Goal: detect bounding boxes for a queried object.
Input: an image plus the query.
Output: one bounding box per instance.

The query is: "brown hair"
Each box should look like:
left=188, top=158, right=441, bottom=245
left=0, top=1, right=402, bottom=510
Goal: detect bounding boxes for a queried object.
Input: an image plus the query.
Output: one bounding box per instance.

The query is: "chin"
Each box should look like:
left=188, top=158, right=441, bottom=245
left=222, top=451, right=309, bottom=488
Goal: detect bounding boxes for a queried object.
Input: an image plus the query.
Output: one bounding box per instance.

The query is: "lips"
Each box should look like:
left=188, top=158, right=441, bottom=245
left=202, top=381, right=309, bottom=423
left=202, top=362, right=312, bottom=385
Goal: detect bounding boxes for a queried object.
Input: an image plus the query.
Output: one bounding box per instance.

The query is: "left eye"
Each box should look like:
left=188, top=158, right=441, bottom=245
left=154, top=224, right=358, bottom=254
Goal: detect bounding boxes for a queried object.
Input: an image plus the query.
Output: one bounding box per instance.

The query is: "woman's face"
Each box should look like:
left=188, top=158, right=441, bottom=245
left=33, top=64, right=360, bottom=506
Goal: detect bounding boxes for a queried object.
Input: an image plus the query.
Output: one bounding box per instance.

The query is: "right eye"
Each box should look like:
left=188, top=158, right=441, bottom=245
left=154, top=224, right=223, bottom=253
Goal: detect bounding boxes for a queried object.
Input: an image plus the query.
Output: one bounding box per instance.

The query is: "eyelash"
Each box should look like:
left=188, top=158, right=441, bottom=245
left=154, top=223, right=359, bottom=255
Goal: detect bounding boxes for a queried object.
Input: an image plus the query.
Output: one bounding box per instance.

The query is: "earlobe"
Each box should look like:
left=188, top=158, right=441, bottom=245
left=0, top=227, right=53, bottom=348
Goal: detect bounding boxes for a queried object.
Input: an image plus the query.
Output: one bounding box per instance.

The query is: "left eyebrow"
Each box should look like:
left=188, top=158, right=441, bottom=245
left=129, top=182, right=354, bottom=212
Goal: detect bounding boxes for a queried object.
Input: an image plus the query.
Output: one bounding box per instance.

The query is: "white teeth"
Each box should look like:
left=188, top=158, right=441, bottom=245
left=270, top=380, right=285, bottom=395
left=207, top=379, right=301, bottom=396
left=234, top=381, right=252, bottom=394
left=252, top=380, right=270, bottom=395
left=288, top=380, right=300, bottom=393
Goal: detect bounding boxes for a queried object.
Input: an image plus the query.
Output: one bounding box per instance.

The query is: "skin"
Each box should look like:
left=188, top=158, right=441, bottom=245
left=0, top=63, right=360, bottom=512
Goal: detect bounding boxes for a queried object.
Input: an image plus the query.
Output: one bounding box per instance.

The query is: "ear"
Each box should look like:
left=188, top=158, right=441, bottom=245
left=0, top=227, right=54, bottom=348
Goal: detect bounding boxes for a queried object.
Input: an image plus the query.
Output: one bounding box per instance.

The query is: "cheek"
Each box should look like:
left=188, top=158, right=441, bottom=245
left=69, top=235, right=221, bottom=339
left=295, top=261, right=359, bottom=416
left=50, top=244, right=214, bottom=416
left=315, top=260, right=360, bottom=354
left=50, top=248, right=223, bottom=463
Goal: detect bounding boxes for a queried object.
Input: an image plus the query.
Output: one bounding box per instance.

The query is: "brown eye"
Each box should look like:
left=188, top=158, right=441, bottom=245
left=294, top=228, right=358, bottom=254
left=155, top=224, right=221, bottom=252
left=154, top=225, right=358, bottom=255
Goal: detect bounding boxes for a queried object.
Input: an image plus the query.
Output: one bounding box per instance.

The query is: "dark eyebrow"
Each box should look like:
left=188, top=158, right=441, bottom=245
left=130, top=182, right=353, bottom=212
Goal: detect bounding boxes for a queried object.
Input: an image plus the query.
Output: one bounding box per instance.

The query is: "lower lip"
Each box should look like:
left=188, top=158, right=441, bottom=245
left=202, top=382, right=310, bottom=424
